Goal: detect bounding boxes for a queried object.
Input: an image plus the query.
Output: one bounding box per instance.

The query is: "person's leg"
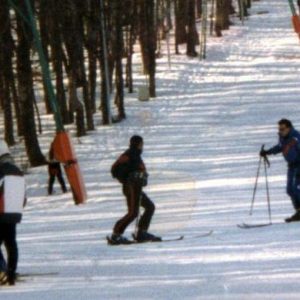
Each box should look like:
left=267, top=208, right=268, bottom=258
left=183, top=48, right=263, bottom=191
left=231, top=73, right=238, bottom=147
left=138, top=192, right=155, bottom=232
left=3, top=223, right=18, bottom=285
left=287, top=168, right=297, bottom=210
left=48, top=174, right=56, bottom=195
left=292, top=167, right=300, bottom=210
left=0, top=246, right=6, bottom=272
left=113, top=184, right=140, bottom=235
left=57, top=169, right=67, bottom=193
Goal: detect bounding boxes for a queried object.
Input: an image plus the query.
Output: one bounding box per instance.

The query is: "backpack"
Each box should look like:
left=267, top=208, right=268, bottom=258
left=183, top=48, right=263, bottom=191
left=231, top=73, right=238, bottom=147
left=111, top=161, right=130, bottom=183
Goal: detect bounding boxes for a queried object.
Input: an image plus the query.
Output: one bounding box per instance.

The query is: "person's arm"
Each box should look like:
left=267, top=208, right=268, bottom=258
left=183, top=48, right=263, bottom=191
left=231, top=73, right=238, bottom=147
left=260, top=144, right=282, bottom=157
left=266, top=144, right=282, bottom=155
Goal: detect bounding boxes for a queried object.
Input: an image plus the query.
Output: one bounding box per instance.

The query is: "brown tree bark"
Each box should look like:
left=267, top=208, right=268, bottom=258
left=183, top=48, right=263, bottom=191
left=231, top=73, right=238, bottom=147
left=0, top=0, right=15, bottom=146
left=175, top=0, right=188, bottom=52
left=15, top=1, right=46, bottom=166
left=186, top=0, right=199, bottom=57
left=112, top=0, right=126, bottom=120
left=138, top=0, right=157, bottom=97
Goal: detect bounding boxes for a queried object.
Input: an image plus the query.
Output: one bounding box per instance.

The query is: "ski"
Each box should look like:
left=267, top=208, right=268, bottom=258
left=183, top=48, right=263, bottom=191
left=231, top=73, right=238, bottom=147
left=193, top=230, right=214, bottom=238
left=106, top=236, right=136, bottom=246
left=106, top=235, right=183, bottom=246
left=106, top=231, right=213, bottom=246
left=158, top=236, right=184, bottom=242
left=237, top=223, right=272, bottom=229
left=18, top=272, right=59, bottom=278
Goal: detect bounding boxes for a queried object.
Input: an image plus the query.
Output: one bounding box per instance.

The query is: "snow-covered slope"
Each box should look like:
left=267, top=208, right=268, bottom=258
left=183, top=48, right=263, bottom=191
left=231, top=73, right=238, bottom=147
left=3, top=1, right=300, bottom=299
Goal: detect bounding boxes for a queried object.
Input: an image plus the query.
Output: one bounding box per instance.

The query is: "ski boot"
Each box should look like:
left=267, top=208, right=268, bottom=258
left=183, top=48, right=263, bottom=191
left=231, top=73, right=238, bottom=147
left=134, top=231, right=162, bottom=243
left=107, top=234, right=132, bottom=245
left=285, top=210, right=300, bottom=223
left=7, top=272, right=16, bottom=286
left=0, top=271, right=7, bottom=286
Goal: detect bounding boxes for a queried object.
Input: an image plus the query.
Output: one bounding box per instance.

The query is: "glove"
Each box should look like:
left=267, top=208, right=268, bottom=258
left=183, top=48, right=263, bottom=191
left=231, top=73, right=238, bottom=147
left=260, top=149, right=268, bottom=157
left=128, top=171, right=148, bottom=187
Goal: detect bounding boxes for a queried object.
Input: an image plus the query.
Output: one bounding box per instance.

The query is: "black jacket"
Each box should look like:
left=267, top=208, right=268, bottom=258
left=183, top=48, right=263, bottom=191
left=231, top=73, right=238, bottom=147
left=111, top=148, right=146, bottom=183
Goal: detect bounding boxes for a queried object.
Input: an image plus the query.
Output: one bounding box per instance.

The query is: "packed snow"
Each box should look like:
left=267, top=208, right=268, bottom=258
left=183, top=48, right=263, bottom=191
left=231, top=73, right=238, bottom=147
left=2, top=1, right=300, bottom=299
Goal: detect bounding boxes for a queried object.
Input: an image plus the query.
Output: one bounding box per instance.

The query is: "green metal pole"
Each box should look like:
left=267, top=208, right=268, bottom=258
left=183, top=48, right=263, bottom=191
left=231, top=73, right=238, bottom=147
left=22, top=0, right=64, bottom=132
left=288, top=0, right=297, bottom=16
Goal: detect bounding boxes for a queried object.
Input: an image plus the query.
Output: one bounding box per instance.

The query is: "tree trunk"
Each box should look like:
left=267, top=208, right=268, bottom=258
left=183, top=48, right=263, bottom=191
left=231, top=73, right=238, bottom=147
left=175, top=0, right=188, bottom=50
left=112, top=0, right=126, bottom=120
left=0, top=0, right=15, bottom=146
left=38, top=0, right=52, bottom=114
left=60, top=0, right=87, bottom=134
left=186, top=0, right=199, bottom=57
left=15, top=1, right=46, bottom=166
left=48, top=0, right=70, bottom=125
left=138, top=0, right=157, bottom=97
left=196, top=0, right=202, bottom=18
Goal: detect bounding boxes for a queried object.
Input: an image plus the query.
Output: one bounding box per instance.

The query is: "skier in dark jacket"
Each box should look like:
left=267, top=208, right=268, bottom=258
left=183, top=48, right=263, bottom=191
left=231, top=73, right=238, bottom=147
left=0, top=152, right=26, bottom=286
left=261, top=119, right=300, bottom=222
left=47, top=143, right=67, bottom=195
left=109, top=135, right=160, bottom=245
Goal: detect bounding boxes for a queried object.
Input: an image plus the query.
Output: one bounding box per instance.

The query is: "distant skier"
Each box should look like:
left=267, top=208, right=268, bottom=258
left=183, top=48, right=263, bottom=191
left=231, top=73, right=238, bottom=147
left=47, top=143, right=67, bottom=195
left=108, top=135, right=160, bottom=245
left=0, top=145, right=26, bottom=286
left=260, top=119, right=300, bottom=222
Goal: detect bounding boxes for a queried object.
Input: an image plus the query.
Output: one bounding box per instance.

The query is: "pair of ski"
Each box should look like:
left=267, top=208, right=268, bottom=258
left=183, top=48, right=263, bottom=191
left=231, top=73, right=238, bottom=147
left=106, top=230, right=213, bottom=246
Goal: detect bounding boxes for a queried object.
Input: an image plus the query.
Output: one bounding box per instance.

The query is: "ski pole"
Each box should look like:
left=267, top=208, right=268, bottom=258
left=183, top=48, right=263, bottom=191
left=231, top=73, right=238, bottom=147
left=134, top=192, right=143, bottom=238
left=249, top=144, right=266, bottom=215
left=249, top=155, right=262, bottom=215
left=263, top=157, right=272, bottom=224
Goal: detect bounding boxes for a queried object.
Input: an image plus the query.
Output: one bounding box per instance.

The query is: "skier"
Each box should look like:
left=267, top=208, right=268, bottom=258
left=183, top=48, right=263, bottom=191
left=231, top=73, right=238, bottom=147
left=260, top=119, right=300, bottom=222
left=108, top=135, right=160, bottom=245
left=0, top=147, right=26, bottom=286
left=47, top=143, right=67, bottom=195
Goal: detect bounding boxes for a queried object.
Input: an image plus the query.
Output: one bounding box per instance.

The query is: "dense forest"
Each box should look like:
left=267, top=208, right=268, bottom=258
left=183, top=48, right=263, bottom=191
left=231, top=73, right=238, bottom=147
left=0, top=0, right=252, bottom=166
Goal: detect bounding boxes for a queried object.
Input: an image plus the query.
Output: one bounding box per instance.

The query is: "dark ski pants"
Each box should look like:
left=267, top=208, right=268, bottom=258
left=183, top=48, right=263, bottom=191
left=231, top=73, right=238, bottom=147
left=287, top=167, right=300, bottom=210
left=48, top=166, right=67, bottom=195
left=0, top=223, right=18, bottom=277
left=0, top=248, right=6, bottom=271
left=113, top=183, right=155, bottom=235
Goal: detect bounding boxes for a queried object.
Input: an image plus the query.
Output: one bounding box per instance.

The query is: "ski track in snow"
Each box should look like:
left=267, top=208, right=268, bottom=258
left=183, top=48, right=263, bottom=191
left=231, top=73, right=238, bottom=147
left=2, top=1, right=300, bottom=299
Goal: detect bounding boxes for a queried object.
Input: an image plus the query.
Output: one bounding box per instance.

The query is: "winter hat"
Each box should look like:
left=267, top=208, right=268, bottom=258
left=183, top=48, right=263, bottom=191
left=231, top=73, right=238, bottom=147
left=130, top=135, right=143, bottom=149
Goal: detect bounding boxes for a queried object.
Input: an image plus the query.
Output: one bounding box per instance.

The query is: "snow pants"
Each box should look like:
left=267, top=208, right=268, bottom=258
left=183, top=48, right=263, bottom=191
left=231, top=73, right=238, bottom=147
left=113, top=183, right=155, bottom=235
left=0, top=248, right=6, bottom=272
left=287, top=166, right=300, bottom=210
left=48, top=163, right=67, bottom=195
left=0, top=223, right=18, bottom=277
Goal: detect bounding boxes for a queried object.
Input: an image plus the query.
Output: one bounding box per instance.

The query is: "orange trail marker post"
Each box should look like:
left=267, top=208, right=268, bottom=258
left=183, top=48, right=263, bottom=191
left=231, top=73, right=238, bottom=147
left=288, top=0, right=300, bottom=39
left=52, top=132, right=87, bottom=205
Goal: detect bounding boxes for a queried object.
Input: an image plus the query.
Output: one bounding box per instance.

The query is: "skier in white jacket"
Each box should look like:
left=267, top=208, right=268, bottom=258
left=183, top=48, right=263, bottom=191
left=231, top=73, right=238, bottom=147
left=0, top=142, right=26, bottom=286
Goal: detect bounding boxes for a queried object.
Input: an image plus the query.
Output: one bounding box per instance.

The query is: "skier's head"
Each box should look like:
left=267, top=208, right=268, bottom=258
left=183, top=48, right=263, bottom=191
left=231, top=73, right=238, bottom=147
left=130, top=135, right=143, bottom=152
left=278, top=119, right=293, bottom=138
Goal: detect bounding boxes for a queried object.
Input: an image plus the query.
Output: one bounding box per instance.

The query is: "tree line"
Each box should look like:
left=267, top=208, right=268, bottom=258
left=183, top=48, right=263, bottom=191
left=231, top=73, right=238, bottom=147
left=0, top=0, right=252, bottom=166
